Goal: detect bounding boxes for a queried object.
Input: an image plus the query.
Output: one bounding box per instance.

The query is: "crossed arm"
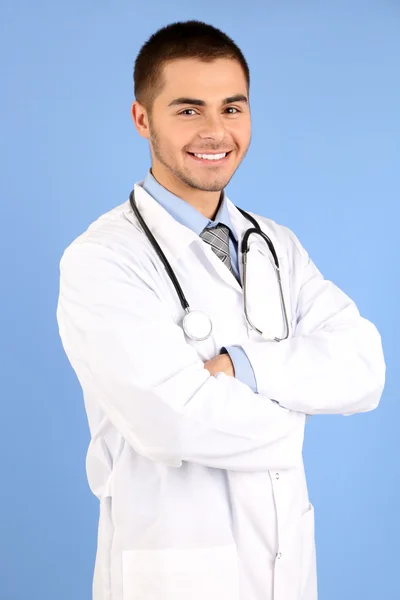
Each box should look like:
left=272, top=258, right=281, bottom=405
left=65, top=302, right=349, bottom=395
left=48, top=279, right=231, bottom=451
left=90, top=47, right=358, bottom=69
left=57, top=238, right=385, bottom=471
left=204, top=267, right=385, bottom=416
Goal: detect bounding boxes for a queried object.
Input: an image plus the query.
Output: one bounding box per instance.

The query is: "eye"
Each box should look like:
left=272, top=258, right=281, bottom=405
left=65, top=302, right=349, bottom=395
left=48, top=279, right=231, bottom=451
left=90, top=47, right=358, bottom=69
left=179, top=109, right=198, bottom=116
left=225, top=107, right=240, bottom=114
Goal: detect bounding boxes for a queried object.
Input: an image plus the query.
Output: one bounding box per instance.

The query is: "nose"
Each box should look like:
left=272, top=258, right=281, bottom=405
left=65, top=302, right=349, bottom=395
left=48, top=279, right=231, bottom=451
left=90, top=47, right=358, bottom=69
left=198, top=113, right=226, bottom=143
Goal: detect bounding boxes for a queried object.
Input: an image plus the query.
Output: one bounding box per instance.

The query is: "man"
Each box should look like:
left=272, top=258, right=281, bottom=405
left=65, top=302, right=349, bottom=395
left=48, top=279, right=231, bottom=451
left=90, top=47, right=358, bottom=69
left=56, top=20, right=385, bottom=600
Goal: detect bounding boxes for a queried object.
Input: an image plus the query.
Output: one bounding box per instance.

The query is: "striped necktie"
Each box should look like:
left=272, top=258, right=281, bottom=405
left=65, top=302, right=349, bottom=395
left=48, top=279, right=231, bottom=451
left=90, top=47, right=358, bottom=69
left=199, top=223, right=235, bottom=274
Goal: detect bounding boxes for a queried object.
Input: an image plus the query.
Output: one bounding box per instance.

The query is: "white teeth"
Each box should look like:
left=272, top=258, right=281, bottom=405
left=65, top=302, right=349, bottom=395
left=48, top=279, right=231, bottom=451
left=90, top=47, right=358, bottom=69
left=193, top=153, right=227, bottom=160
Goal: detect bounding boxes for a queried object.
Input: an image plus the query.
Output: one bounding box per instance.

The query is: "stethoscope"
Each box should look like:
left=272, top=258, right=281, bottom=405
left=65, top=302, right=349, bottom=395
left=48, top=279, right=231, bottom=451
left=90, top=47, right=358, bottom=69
left=129, top=190, right=290, bottom=343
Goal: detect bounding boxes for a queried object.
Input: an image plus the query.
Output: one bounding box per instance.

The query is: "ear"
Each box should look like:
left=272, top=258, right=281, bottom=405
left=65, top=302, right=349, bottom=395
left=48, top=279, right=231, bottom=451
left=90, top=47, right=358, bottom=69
left=131, top=101, right=150, bottom=139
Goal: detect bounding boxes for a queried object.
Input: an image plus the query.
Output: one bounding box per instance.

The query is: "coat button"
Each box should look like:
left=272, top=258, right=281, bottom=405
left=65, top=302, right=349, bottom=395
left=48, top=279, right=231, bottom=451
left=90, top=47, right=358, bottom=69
left=275, top=473, right=280, bottom=480
left=276, top=552, right=282, bottom=559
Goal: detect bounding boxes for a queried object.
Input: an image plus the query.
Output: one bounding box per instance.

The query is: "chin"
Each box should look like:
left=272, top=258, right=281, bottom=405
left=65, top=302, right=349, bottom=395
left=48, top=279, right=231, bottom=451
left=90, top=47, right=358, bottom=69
left=194, top=175, right=230, bottom=191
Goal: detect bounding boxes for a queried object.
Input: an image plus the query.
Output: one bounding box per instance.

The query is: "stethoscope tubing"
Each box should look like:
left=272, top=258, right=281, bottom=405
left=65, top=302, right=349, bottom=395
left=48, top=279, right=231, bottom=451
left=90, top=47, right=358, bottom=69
left=131, top=191, right=190, bottom=310
left=129, top=190, right=289, bottom=342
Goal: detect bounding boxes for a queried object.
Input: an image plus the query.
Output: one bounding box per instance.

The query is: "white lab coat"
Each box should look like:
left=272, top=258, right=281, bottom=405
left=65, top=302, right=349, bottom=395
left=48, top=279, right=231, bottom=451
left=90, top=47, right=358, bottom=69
left=56, top=181, right=385, bottom=600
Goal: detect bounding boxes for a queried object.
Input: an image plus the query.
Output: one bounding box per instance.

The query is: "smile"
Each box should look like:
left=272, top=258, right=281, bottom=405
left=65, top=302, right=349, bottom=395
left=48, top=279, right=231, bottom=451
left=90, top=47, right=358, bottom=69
left=187, top=151, right=232, bottom=165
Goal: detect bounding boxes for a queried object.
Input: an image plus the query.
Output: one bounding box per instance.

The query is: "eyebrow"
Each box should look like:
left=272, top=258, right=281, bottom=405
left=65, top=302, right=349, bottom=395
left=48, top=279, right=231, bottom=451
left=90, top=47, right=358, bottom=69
left=167, top=94, right=248, bottom=107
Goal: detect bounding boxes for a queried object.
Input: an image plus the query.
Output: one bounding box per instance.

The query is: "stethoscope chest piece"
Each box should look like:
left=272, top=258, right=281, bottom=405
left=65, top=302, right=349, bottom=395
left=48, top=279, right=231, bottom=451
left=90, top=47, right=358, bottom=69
left=182, top=309, right=213, bottom=341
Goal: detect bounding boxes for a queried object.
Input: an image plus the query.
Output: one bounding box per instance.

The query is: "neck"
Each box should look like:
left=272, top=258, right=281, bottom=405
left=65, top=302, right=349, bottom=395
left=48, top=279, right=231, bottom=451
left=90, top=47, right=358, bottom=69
left=150, top=165, right=222, bottom=220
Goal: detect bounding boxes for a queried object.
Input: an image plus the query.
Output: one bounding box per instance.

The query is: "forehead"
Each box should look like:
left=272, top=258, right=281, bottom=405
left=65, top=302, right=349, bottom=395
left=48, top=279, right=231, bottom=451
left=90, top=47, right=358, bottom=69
left=159, top=58, right=248, bottom=98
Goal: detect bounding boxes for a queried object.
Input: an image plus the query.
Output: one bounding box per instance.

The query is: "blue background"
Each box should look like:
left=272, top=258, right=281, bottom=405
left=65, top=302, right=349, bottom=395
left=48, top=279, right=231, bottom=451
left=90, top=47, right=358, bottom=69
left=1, top=0, right=398, bottom=598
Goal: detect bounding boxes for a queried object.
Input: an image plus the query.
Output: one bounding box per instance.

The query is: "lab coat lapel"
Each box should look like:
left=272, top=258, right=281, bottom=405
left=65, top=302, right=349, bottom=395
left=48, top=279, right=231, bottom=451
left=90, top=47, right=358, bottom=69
left=131, top=183, right=244, bottom=294
left=131, top=183, right=198, bottom=260
left=197, top=237, right=243, bottom=293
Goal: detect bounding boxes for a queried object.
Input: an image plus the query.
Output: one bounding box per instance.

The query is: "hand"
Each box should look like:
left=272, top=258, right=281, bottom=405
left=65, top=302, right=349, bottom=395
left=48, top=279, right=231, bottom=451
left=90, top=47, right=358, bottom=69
left=204, top=353, right=235, bottom=377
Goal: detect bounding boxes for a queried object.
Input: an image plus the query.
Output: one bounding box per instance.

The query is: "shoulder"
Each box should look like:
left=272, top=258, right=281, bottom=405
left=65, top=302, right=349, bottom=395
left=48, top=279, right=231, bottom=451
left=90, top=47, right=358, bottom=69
left=57, top=197, right=164, bottom=297
left=59, top=199, right=155, bottom=272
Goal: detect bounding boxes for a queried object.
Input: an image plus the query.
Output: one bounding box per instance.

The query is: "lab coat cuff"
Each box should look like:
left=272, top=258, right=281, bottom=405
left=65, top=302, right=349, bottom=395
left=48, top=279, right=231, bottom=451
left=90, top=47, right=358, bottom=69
left=239, top=340, right=286, bottom=403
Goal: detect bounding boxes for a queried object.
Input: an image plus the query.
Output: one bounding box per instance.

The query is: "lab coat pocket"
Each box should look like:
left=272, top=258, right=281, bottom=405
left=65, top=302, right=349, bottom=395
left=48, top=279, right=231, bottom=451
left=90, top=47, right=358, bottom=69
left=122, top=544, right=240, bottom=600
left=300, top=504, right=318, bottom=600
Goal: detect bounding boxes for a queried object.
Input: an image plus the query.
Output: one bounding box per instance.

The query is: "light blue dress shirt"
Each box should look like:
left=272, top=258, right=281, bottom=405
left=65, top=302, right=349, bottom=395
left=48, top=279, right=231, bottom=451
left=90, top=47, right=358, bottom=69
left=142, top=169, right=258, bottom=394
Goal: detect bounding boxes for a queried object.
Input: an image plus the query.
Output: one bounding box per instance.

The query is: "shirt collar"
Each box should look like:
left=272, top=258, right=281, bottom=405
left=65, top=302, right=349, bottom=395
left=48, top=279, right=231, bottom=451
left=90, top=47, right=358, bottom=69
left=142, top=169, right=238, bottom=241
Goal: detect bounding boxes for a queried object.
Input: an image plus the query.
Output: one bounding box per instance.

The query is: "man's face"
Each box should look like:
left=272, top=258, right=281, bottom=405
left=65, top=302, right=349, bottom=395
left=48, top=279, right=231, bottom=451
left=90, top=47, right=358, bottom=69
left=139, top=58, right=251, bottom=193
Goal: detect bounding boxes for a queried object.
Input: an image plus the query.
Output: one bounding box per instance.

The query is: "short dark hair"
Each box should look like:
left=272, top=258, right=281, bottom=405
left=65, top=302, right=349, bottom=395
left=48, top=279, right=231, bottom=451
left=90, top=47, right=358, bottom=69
left=133, top=20, right=250, bottom=114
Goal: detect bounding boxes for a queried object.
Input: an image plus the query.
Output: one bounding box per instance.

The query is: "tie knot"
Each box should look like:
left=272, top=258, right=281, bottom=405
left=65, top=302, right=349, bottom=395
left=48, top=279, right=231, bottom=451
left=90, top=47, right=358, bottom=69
left=199, top=223, right=231, bottom=248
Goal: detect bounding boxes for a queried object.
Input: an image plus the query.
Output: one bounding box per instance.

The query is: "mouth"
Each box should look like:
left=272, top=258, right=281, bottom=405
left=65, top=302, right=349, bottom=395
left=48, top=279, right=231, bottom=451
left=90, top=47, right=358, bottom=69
left=186, top=150, right=232, bottom=166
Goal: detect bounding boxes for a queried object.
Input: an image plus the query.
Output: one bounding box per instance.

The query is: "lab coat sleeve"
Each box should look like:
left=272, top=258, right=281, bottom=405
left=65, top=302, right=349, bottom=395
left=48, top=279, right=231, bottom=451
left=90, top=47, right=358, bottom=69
left=240, top=229, right=386, bottom=416
left=56, top=241, right=305, bottom=471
